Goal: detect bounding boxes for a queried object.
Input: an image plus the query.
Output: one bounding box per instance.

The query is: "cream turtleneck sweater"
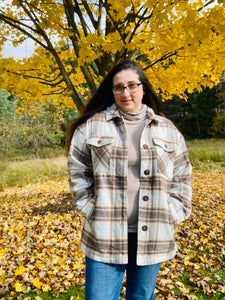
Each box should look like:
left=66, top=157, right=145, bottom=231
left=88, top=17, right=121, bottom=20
left=118, top=105, right=147, bottom=233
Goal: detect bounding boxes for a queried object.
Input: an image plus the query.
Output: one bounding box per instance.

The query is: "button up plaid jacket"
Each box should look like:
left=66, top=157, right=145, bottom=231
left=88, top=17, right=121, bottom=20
left=68, top=104, right=192, bottom=266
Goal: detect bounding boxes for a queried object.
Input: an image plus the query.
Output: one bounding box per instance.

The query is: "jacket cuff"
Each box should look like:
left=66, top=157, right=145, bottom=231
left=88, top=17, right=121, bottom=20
left=76, top=198, right=95, bottom=219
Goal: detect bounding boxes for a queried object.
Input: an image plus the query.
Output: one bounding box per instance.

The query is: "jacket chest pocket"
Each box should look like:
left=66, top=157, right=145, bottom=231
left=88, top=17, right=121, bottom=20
left=152, top=138, right=176, bottom=178
left=87, top=137, right=114, bottom=174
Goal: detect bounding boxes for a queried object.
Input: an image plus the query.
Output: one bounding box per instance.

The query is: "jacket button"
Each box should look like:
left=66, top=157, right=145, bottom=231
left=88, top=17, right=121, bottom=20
left=142, top=226, right=148, bottom=231
left=144, top=169, right=150, bottom=175
left=97, top=140, right=101, bottom=144
left=143, top=144, right=148, bottom=149
left=143, top=196, right=149, bottom=201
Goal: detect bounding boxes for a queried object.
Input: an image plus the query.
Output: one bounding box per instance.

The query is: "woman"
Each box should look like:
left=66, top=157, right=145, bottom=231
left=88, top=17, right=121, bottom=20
left=67, top=60, right=192, bottom=300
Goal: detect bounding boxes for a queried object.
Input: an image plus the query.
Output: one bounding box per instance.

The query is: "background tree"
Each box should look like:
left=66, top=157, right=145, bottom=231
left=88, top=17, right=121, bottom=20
left=0, top=0, right=225, bottom=112
left=164, top=86, right=218, bottom=138
left=209, top=76, right=225, bottom=137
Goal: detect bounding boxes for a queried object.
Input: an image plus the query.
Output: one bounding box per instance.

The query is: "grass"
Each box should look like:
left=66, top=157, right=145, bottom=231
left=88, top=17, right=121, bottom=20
left=0, top=138, right=224, bottom=191
left=176, top=269, right=225, bottom=300
left=186, top=138, right=225, bottom=169
left=0, top=155, right=68, bottom=191
left=10, top=284, right=85, bottom=300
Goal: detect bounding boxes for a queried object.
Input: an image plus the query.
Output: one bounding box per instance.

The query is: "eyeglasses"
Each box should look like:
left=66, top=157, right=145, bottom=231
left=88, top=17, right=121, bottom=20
left=112, top=83, right=142, bottom=95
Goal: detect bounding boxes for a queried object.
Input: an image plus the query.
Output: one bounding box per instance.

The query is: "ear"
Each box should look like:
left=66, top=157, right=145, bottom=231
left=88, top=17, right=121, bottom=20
left=143, top=86, right=145, bottom=95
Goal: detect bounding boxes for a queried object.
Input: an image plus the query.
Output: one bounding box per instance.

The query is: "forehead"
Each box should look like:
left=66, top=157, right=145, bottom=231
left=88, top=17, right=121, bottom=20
left=113, top=69, right=139, bottom=84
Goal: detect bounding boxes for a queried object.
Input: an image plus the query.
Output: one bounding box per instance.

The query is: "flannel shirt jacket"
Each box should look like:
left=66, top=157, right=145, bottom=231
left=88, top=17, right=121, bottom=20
left=68, top=103, right=192, bottom=266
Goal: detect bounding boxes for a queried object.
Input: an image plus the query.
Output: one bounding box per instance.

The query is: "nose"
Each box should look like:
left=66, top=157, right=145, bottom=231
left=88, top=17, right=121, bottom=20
left=121, top=87, right=130, bottom=96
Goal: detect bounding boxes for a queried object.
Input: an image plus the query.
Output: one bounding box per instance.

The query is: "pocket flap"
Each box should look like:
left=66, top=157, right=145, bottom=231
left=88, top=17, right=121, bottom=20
left=153, top=138, right=176, bottom=152
left=87, top=136, right=114, bottom=147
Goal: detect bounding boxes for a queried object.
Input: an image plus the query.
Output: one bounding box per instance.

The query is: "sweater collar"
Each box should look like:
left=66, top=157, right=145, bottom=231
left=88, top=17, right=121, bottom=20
left=118, top=105, right=147, bottom=121
left=105, top=103, right=160, bottom=124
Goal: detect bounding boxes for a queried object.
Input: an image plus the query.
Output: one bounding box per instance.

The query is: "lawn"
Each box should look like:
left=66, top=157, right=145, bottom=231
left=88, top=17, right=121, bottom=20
left=186, top=138, right=225, bottom=170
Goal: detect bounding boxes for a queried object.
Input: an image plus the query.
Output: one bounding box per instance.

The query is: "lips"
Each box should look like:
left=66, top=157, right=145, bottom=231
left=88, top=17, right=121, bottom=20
left=121, top=99, right=132, bottom=103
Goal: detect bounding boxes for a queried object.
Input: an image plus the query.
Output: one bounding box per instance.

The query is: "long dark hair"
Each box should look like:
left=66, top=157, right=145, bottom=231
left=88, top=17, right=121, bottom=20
left=66, top=60, right=164, bottom=153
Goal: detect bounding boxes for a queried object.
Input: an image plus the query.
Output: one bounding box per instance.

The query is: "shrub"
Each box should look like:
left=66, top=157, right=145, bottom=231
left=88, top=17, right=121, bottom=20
left=209, top=111, right=225, bottom=138
left=0, top=103, right=65, bottom=158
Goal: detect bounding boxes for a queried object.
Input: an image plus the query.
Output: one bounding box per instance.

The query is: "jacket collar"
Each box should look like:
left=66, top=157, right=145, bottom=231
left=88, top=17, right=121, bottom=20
left=105, top=103, right=161, bottom=124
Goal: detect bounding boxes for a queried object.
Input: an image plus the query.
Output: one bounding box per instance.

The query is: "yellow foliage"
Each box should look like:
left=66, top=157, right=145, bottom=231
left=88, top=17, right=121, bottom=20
left=42, top=284, right=51, bottom=292
left=32, top=278, right=43, bottom=289
left=15, top=265, right=28, bottom=276
left=14, top=281, right=26, bottom=292
left=0, top=249, right=6, bottom=258
left=0, top=0, right=225, bottom=111
left=184, top=259, right=190, bottom=266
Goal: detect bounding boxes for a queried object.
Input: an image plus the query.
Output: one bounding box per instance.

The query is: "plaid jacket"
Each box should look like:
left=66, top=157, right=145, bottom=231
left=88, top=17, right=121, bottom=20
left=68, top=104, right=192, bottom=266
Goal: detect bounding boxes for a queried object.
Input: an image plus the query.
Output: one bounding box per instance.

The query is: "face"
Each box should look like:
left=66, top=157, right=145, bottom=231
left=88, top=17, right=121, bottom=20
left=112, top=69, right=144, bottom=114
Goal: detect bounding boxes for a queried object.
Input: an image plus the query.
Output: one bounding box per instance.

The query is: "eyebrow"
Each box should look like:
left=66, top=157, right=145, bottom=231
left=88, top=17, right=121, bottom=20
left=113, top=80, right=138, bottom=85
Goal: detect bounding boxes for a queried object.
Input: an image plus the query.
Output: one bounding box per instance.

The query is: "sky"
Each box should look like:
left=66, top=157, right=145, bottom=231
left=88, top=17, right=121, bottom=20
left=2, top=39, right=35, bottom=59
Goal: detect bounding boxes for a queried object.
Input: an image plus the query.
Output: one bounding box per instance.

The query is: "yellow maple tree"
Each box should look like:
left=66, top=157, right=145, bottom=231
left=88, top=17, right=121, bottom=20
left=0, top=0, right=225, bottom=112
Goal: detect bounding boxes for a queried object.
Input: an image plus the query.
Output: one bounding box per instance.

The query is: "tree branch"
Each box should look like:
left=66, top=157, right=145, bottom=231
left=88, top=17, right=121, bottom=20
left=0, top=13, right=48, bottom=50
left=143, top=47, right=184, bottom=70
left=197, top=0, right=215, bottom=12
left=63, top=0, right=97, bottom=95
left=5, top=69, right=63, bottom=85
left=15, top=0, right=84, bottom=110
left=103, top=1, right=127, bottom=44
left=127, top=5, right=149, bottom=43
left=74, top=0, right=89, bottom=35
left=82, top=0, right=98, bottom=29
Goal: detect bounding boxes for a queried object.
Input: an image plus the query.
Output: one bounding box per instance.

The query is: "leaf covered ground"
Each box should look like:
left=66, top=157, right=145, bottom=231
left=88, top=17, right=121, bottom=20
left=0, top=169, right=225, bottom=299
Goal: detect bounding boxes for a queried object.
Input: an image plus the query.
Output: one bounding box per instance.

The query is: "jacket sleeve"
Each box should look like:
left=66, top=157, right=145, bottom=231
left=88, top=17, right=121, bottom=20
left=169, top=134, right=192, bottom=225
left=67, top=125, right=95, bottom=219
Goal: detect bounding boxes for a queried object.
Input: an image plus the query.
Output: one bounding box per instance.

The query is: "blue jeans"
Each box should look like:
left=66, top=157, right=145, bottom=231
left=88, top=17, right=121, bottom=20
left=85, top=233, right=161, bottom=300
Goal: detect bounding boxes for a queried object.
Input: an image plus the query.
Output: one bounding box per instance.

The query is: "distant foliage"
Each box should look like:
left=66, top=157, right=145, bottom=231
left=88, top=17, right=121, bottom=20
left=0, top=101, right=65, bottom=158
left=210, top=111, right=225, bottom=138
left=209, top=79, right=225, bottom=138
left=164, top=85, right=224, bottom=139
left=0, top=90, right=15, bottom=120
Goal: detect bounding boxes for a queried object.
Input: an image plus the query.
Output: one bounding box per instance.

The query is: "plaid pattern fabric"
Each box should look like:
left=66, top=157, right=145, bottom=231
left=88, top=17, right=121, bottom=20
left=68, top=104, right=192, bottom=266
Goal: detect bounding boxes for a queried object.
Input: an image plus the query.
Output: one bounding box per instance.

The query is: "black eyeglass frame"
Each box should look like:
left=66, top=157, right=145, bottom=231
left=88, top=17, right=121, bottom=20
left=112, top=82, right=142, bottom=95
